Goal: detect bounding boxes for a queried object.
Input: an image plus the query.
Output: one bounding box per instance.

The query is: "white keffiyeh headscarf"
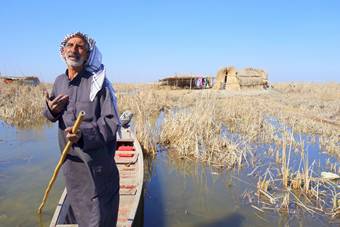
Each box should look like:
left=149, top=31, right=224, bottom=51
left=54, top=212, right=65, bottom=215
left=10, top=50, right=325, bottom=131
left=60, top=32, right=120, bottom=125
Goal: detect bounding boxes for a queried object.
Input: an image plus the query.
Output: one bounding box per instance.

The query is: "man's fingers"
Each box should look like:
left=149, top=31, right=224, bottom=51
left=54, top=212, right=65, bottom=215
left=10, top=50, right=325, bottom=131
left=59, top=96, right=69, bottom=105
left=65, top=127, right=79, bottom=133
left=53, top=94, right=65, bottom=102
left=52, top=94, right=68, bottom=103
left=65, top=128, right=81, bottom=143
left=50, top=95, right=69, bottom=113
left=53, top=95, right=68, bottom=106
left=54, top=98, right=68, bottom=109
left=59, top=95, right=69, bottom=102
left=65, top=127, right=72, bottom=133
left=51, top=103, right=62, bottom=111
left=55, top=102, right=68, bottom=113
left=66, top=133, right=75, bottom=138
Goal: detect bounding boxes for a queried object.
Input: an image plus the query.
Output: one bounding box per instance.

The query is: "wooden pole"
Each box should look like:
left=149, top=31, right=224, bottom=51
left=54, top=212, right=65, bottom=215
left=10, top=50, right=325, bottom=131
left=37, top=111, right=85, bottom=214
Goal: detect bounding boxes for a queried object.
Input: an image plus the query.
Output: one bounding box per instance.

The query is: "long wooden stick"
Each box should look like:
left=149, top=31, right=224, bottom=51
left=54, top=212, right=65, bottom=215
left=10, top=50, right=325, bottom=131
left=37, top=111, right=85, bottom=214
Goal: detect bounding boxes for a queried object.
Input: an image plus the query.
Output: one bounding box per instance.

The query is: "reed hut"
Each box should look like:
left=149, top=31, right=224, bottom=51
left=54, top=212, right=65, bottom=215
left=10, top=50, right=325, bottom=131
left=159, top=75, right=212, bottom=89
left=213, top=66, right=268, bottom=90
left=0, top=76, right=40, bottom=86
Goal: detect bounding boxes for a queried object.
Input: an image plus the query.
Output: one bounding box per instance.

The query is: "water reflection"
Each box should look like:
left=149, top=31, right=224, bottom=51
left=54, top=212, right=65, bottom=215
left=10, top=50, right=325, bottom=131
left=143, top=151, right=253, bottom=227
left=195, top=212, right=245, bottom=227
left=0, top=122, right=63, bottom=227
left=143, top=149, right=339, bottom=226
left=1, top=122, right=339, bottom=227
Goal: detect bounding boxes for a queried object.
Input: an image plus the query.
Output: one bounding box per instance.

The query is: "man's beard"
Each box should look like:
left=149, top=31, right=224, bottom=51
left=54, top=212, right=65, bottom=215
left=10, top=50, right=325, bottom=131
left=64, top=53, right=87, bottom=67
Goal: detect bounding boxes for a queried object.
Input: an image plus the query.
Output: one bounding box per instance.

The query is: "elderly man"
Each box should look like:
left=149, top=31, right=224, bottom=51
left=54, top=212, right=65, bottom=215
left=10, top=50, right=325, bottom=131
left=44, top=32, right=120, bottom=227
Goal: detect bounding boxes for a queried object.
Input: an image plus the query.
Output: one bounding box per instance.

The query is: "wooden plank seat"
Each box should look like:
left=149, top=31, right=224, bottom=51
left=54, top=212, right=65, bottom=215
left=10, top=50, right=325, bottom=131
left=120, top=187, right=137, bottom=195
left=114, top=152, right=139, bottom=164
left=117, top=145, right=135, bottom=151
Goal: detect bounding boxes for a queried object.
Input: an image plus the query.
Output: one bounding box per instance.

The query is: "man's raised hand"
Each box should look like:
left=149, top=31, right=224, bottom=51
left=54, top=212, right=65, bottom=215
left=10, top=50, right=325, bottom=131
left=45, top=91, right=69, bottom=115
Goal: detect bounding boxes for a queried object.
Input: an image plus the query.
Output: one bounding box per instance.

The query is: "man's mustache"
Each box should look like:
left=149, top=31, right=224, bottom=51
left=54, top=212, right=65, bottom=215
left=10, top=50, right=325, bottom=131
left=66, top=52, right=81, bottom=60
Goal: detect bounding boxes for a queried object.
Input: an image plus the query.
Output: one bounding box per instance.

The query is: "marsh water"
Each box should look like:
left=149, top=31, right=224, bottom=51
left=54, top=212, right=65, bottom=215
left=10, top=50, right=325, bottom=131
left=0, top=123, right=339, bottom=227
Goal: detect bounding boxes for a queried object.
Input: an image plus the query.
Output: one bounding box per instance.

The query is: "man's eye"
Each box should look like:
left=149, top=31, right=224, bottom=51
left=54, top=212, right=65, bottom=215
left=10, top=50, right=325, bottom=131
left=66, top=43, right=74, bottom=48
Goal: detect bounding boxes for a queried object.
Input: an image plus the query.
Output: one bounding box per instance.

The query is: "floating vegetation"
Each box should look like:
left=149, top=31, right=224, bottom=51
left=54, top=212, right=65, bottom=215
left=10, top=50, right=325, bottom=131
left=240, top=129, right=340, bottom=224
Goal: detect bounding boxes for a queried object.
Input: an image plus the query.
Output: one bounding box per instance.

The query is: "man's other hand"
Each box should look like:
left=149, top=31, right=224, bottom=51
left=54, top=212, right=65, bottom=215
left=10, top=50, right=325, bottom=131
left=45, top=91, right=69, bottom=115
left=65, top=127, right=81, bottom=143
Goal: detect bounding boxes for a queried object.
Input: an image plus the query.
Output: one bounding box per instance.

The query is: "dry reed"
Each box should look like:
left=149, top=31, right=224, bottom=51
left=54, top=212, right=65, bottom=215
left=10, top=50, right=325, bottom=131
left=0, top=82, right=49, bottom=128
left=1, top=81, right=339, bottom=220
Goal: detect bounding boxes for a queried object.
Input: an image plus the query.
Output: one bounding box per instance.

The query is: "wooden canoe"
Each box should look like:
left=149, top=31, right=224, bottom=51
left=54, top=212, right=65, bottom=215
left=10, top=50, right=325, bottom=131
left=50, top=127, right=144, bottom=227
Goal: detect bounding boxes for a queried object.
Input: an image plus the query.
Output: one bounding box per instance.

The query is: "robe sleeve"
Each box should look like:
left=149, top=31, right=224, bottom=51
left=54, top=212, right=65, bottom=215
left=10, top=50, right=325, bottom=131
left=78, top=85, right=119, bottom=151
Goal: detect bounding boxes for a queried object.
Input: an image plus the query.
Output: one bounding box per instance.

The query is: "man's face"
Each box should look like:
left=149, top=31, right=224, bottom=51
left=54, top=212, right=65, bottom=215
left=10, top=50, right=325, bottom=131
left=62, top=36, right=89, bottom=68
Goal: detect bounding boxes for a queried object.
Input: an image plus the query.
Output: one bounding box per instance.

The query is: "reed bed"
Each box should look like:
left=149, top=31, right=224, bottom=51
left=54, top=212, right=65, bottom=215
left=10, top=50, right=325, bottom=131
left=261, top=83, right=340, bottom=157
left=115, top=86, right=173, bottom=154
left=0, top=82, right=49, bottom=128
left=116, top=83, right=339, bottom=158
left=159, top=93, right=244, bottom=168
left=115, top=82, right=339, bottom=220
left=247, top=131, right=340, bottom=221
left=1, top=81, right=339, bottom=220
left=1, top=82, right=338, bottom=158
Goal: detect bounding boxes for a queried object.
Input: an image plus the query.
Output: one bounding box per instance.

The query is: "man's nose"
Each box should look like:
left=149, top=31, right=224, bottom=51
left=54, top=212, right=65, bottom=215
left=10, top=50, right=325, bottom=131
left=70, top=45, right=79, bottom=53
left=68, top=50, right=79, bottom=56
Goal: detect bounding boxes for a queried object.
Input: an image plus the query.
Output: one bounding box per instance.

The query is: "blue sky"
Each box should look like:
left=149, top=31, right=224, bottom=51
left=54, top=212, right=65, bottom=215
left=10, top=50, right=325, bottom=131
left=0, top=1, right=339, bottom=83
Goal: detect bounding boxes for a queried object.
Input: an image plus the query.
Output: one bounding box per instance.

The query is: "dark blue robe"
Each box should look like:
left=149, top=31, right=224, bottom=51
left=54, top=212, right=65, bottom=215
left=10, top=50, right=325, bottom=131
left=44, top=69, right=119, bottom=227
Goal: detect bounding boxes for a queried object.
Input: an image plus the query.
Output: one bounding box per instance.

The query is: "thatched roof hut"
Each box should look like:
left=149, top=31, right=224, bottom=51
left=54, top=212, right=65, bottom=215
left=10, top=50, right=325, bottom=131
left=159, top=75, right=212, bottom=89
left=0, top=76, right=40, bottom=86
left=213, top=66, right=268, bottom=90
